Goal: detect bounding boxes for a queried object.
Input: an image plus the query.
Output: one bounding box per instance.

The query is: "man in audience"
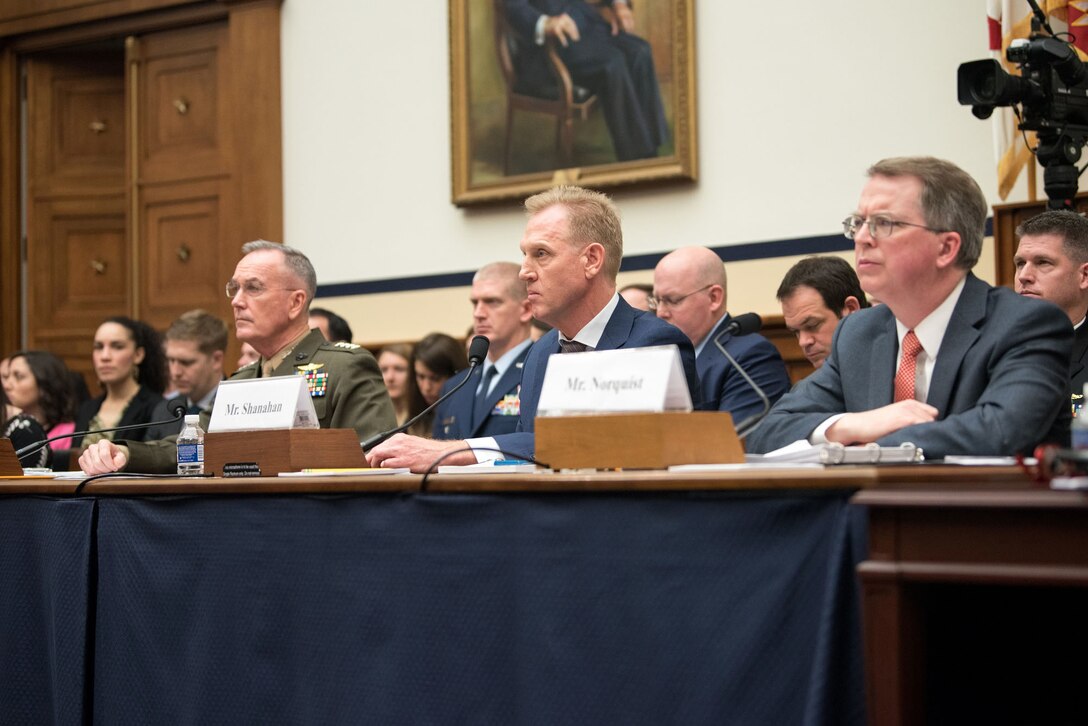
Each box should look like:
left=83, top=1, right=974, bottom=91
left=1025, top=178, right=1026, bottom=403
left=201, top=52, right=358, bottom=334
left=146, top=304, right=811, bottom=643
left=80, top=241, right=396, bottom=474
left=619, top=283, right=653, bottom=311
left=746, top=156, right=1072, bottom=458
left=652, top=247, right=790, bottom=425
left=1013, top=209, right=1088, bottom=403
left=367, top=185, right=700, bottom=471
left=145, top=310, right=228, bottom=439
left=309, top=307, right=353, bottom=343
left=776, top=256, right=869, bottom=369
left=435, top=262, right=534, bottom=439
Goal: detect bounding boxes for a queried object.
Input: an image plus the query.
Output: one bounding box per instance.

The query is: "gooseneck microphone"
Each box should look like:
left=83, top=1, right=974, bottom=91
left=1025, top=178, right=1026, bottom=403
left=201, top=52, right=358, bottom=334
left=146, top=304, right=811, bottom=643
left=713, top=313, right=772, bottom=440
left=15, top=401, right=189, bottom=460
left=361, top=335, right=490, bottom=452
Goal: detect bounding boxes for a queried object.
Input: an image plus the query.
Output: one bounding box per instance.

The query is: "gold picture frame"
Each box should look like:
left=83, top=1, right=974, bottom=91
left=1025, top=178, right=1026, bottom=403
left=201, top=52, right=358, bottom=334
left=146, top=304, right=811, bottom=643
left=450, top=0, right=697, bottom=206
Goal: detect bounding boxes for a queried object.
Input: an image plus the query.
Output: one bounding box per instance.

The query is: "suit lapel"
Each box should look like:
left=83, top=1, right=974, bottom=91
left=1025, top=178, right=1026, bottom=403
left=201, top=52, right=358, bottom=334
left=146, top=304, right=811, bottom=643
left=697, top=315, right=732, bottom=372
left=595, top=297, right=637, bottom=351
left=925, top=275, right=985, bottom=414
left=863, top=314, right=897, bottom=409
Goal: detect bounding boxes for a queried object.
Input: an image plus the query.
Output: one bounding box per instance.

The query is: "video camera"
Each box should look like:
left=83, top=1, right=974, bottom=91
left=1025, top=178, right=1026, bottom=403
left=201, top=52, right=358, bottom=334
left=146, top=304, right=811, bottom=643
left=957, top=11, right=1088, bottom=209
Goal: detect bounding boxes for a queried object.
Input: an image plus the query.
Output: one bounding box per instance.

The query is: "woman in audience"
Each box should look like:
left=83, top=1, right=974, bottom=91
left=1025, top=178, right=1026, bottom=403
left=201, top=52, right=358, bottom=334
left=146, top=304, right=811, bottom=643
left=73, top=316, right=167, bottom=448
left=410, top=333, right=468, bottom=438
left=1, top=382, right=49, bottom=468
left=378, top=343, right=425, bottom=430
left=2, top=351, right=77, bottom=451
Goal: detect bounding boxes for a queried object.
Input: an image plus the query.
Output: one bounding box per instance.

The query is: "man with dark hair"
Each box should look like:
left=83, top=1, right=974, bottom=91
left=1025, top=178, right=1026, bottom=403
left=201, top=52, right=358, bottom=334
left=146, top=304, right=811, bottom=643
left=747, top=157, right=1072, bottom=458
left=1014, top=209, right=1088, bottom=402
left=776, top=256, right=870, bottom=369
left=309, top=307, right=354, bottom=344
left=145, top=310, right=228, bottom=439
left=79, top=241, right=395, bottom=474
left=367, top=185, right=700, bottom=471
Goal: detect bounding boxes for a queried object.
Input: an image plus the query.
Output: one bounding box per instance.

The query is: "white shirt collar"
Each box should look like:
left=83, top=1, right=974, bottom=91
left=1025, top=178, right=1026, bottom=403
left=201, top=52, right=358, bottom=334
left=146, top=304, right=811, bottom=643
left=895, top=275, right=966, bottom=359
left=563, top=293, right=620, bottom=349
left=486, top=337, right=532, bottom=377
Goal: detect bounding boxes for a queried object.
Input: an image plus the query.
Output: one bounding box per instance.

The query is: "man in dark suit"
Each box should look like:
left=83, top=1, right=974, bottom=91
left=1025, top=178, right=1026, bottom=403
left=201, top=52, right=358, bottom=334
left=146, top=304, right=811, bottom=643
left=79, top=241, right=396, bottom=474
left=145, top=310, right=228, bottom=440
left=746, top=157, right=1072, bottom=458
left=1013, top=209, right=1088, bottom=409
left=367, top=185, right=699, bottom=471
left=652, top=246, right=790, bottom=425
left=503, top=0, right=668, bottom=162
left=434, top=262, right=534, bottom=439
left=776, top=256, right=869, bottom=369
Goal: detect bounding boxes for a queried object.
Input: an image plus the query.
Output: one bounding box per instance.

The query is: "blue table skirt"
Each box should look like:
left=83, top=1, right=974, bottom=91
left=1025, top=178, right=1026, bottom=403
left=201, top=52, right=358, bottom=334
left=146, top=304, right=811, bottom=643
left=85, top=491, right=864, bottom=725
left=0, top=496, right=95, bottom=726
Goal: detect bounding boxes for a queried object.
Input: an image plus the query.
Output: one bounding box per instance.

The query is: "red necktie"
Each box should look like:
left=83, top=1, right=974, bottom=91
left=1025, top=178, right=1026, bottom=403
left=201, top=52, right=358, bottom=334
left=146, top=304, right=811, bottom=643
left=894, top=330, right=923, bottom=403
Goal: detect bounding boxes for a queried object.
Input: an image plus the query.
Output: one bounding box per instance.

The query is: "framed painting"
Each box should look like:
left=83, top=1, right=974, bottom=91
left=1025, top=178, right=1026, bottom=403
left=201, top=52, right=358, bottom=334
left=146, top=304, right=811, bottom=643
left=450, top=0, right=697, bottom=206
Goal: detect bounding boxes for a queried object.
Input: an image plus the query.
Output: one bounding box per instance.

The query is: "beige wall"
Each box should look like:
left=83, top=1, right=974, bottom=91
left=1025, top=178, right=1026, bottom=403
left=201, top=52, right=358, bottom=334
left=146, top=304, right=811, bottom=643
left=281, top=2, right=1020, bottom=346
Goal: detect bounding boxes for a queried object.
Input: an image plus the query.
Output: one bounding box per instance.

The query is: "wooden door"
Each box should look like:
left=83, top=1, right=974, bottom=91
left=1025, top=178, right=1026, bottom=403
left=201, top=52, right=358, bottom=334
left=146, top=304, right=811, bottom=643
left=24, top=49, right=127, bottom=385
left=131, top=22, right=236, bottom=333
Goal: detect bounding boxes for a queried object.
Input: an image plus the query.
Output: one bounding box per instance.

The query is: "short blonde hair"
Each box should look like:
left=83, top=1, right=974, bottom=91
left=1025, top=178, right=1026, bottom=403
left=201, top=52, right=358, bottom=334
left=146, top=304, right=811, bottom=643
left=525, top=186, right=623, bottom=280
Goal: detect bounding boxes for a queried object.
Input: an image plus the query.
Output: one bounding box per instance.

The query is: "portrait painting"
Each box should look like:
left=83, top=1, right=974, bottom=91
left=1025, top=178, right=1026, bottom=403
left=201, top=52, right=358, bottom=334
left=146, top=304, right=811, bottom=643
left=450, top=0, right=697, bottom=206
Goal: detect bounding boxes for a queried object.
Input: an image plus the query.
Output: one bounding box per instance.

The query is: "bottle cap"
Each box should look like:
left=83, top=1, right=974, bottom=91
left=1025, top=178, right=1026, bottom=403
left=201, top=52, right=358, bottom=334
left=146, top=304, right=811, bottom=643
left=184, top=414, right=200, bottom=425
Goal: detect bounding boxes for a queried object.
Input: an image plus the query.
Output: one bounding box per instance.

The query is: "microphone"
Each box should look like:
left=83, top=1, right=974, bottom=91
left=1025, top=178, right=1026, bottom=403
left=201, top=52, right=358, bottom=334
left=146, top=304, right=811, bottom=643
left=361, top=335, right=490, bottom=452
left=712, top=313, right=772, bottom=440
left=723, top=312, right=763, bottom=337
left=15, top=401, right=189, bottom=460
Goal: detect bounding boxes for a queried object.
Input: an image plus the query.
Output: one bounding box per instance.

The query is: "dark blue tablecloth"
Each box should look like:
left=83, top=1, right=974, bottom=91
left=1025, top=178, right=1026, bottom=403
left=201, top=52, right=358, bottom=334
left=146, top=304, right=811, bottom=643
left=85, top=491, right=864, bottom=725
left=0, top=496, right=96, bottom=726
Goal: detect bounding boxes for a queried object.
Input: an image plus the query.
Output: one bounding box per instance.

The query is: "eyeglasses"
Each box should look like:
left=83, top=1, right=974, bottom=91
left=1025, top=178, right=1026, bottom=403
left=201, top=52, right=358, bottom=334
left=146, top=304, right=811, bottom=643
left=225, top=280, right=296, bottom=299
left=647, top=284, right=713, bottom=311
left=842, top=214, right=947, bottom=240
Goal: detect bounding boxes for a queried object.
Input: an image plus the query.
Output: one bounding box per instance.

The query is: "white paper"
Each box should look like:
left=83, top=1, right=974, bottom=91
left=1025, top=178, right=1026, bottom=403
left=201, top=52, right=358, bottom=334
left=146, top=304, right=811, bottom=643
left=209, top=376, right=319, bottom=432
left=536, top=345, right=692, bottom=416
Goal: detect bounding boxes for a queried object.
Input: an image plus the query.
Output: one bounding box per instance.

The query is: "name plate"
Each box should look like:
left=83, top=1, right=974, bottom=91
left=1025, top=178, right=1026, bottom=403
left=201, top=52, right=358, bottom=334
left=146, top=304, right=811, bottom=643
left=209, top=376, right=320, bottom=432
left=536, top=345, right=692, bottom=416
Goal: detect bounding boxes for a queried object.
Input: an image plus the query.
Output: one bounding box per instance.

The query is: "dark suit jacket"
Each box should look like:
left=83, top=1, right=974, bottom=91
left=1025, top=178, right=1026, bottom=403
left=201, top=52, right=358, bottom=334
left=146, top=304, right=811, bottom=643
left=434, top=344, right=531, bottom=440
left=1070, top=321, right=1088, bottom=405
left=697, top=314, right=791, bottom=426
left=492, top=297, right=701, bottom=460
left=72, top=385, right=164, bottom=448
left=745, top=274, right=1073, bottom=458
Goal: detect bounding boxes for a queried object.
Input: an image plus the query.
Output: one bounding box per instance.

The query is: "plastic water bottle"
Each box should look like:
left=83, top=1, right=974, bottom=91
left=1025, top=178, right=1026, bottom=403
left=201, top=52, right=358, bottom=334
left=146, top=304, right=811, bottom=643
left=176, top=414, right=205, bottom=475
left=1073, top=384, right=1088, bottom=451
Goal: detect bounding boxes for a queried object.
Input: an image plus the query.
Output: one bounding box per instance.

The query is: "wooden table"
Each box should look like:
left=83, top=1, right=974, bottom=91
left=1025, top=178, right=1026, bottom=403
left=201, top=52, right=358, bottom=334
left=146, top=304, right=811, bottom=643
left=854, top=485, right=1088, bottom=725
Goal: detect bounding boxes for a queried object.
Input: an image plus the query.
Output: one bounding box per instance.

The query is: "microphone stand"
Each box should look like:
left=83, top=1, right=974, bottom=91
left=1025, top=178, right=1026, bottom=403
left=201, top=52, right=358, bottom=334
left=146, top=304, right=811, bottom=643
left=713, top=329, right=771, bottom=440
left=362, top=335, right=491, bottom=452
left=15, top=402, right=189, bottom=461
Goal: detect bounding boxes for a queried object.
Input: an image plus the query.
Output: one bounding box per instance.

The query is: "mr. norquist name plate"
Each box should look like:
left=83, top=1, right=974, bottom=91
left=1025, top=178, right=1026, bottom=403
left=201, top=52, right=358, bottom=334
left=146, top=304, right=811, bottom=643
left=536, top=345, right=693, bottom=416
left=208, top=376, right=320, bottom=432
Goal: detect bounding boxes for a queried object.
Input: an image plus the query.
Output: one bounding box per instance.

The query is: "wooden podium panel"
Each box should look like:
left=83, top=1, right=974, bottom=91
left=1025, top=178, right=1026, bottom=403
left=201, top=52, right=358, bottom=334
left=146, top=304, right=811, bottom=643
left=535, top=411, right=743, bottom=469
left=204, top=429, right=365, bottom=477
left=0, top=439, right=22, bottom=475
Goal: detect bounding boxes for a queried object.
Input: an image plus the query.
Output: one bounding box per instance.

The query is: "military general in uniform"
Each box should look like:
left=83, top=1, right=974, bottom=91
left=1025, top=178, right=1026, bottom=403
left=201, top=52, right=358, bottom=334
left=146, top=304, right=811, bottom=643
left=79, top=241, right=396, bottom=475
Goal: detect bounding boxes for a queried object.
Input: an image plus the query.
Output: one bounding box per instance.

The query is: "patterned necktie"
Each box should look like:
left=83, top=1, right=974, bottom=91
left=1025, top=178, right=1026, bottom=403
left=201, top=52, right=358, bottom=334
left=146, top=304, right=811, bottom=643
left=472, top=365, right=499, bottom=427
left=186, top=403, right=202, bottom=415
left=893, top=330, right=923, bottom=403
left=559, top=339, right=590, bottom=354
